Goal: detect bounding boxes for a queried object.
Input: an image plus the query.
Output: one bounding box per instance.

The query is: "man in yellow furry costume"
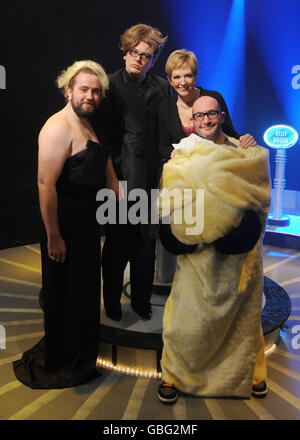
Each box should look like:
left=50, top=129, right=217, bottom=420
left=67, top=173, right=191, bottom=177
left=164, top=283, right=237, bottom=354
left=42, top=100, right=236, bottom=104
left=157, top=96, right=271, bottom=403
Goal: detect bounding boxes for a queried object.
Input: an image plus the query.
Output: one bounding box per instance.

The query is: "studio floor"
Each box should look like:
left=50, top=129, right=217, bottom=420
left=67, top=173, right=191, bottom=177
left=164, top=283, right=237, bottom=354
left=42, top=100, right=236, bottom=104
left=0, top=243, right=300, bottom=420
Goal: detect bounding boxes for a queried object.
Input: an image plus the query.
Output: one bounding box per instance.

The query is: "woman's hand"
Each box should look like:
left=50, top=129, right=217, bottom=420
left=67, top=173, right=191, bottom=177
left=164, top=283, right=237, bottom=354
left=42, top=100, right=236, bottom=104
left=239, top=134, right=256, bottom=149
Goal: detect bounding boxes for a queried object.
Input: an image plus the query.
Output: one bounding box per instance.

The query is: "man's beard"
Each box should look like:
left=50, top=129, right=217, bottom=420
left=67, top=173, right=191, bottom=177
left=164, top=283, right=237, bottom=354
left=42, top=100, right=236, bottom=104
left=71, top=100, right=96, bottom=117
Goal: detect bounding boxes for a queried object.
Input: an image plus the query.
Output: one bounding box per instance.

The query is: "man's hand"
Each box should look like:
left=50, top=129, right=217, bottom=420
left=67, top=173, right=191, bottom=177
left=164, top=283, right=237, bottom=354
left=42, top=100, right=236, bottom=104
left=239, top=134, right=256, bottom=149
left=47, top=233, right=67, bottom=263
left=170, top=149, right=177, bottom=159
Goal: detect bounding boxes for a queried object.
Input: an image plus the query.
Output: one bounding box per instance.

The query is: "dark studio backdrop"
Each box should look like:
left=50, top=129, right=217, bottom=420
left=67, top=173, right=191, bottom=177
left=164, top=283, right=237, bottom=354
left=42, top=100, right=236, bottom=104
left=1, top=0, right=300, bottom=249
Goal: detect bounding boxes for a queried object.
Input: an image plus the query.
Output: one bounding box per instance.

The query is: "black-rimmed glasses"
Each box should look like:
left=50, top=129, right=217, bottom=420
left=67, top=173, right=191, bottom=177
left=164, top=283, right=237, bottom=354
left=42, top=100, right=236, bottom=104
left=192, top=110, right=220, bottom=121
left=127, top=49, right=153, bottom=62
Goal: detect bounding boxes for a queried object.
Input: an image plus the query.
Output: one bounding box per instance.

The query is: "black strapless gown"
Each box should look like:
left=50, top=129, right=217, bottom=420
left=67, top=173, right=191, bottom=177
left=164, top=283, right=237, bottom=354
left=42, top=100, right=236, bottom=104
left=13, top=140, right=110, bottom=388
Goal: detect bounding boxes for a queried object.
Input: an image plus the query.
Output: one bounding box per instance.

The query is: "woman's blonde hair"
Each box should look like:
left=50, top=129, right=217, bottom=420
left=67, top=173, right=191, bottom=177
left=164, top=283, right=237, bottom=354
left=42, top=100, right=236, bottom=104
left=56, top=60, right=109, bottom=98
left=120, top=24, right=167, bottom=58
left=165, top=49, right=198, bottom=78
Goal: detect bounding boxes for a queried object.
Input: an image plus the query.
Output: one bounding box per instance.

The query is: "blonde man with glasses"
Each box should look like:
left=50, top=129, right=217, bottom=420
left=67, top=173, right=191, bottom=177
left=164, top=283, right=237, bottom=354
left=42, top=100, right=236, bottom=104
left=91, top=24, right=171, bottom=322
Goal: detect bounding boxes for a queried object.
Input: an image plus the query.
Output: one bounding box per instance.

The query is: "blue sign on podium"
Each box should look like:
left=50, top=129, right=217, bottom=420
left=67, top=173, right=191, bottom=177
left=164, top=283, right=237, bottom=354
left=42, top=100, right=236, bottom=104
left=264, top=124, right=298, bottom=227
left=264, top=124, right=298, bottom=149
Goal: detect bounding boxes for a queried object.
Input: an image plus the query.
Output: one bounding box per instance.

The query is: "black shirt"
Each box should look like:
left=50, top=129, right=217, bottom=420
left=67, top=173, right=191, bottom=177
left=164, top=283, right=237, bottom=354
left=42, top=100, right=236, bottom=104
left=91, top=68, right=172, bottom=192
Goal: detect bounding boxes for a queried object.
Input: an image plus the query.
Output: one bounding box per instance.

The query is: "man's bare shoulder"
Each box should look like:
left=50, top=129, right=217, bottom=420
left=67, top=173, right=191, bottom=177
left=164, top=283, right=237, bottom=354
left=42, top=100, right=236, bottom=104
left=39, top=109, right=72, bottom=145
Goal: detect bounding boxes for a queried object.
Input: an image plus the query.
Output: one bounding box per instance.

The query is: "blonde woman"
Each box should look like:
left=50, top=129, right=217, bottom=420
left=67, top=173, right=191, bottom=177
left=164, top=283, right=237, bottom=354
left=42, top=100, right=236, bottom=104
left=159, top=49, right=255, bottom=164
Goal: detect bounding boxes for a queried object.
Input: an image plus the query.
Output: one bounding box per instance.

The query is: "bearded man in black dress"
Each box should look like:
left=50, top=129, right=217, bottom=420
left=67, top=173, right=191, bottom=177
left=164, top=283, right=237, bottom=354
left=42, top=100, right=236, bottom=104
left=13, top=60, right=120, bottom=389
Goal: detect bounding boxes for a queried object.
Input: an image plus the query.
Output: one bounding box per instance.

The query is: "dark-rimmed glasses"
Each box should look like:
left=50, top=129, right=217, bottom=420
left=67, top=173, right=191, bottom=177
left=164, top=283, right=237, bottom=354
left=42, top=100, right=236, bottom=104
left=192, top=110, right=220, bottom=121
left=127, top=49, right=154, bottom=62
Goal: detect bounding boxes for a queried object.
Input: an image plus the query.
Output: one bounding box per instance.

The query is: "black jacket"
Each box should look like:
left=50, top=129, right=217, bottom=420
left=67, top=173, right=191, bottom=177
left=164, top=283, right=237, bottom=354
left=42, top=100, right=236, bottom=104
left=158, top=88, right=240, bottom=164
left=91, top=69, right=172, bottom=192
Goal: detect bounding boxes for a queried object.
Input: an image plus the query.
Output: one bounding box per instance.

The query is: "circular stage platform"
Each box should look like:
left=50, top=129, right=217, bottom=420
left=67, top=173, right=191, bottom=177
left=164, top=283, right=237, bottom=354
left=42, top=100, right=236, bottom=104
left=97, top=276, right=292, bottom=377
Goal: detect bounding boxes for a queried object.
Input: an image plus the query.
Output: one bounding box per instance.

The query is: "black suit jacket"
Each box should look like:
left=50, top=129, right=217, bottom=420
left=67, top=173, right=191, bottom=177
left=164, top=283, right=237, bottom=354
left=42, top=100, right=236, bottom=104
left=91, top=69, right=172, bottom=192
